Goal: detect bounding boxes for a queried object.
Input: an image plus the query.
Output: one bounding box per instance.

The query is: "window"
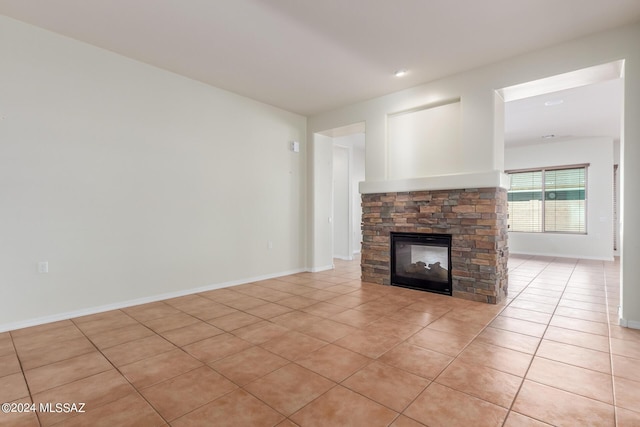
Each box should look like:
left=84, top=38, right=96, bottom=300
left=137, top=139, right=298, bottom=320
left=507, top=165, right=587, bottom=234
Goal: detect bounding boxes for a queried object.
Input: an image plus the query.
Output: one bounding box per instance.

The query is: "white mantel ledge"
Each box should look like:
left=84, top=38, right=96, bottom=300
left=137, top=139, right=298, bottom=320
left=359, top=171, right=510, bottom=194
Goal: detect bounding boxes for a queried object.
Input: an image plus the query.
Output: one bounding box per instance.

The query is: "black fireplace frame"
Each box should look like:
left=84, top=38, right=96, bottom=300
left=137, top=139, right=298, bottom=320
left=390, top=232, right=453, bottom=296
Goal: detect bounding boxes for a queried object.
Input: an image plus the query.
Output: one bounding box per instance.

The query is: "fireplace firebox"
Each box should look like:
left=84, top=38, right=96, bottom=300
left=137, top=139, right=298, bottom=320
left=390, top=232, right=452, bottom=296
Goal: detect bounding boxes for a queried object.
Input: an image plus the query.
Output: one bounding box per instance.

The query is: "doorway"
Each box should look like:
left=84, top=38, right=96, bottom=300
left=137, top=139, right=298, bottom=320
left=315, top=122, right=365, bottom=265
left=500, top=61, right=623, bottom=261
left=500, top=61, right=624, bottom=321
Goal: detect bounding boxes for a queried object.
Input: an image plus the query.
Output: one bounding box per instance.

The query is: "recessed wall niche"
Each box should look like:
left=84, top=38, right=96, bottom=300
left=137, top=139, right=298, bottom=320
left=387, top=99, right=461, bottom=179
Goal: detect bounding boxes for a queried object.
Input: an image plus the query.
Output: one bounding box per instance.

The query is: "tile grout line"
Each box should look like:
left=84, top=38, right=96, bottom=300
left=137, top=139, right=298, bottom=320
left=505, top=259, right=619, bottom=425
left=7, top=329, right=44, bottom=426
left=73, top=305, right=268, bottom=426
left=4, top=256, right=626, bottom=426
left=391, top=257, right=558, bottom=425
left=603, top=261, right=619, bottom=426
left=379, top=257, right=552, bottom=426
left=185, top=270, right=412, bottom=424
left=208, top=276, right=468, bottom=424
left=13, top=310, right=160, bottom=426
left=5, top=275, right=430, bottom=427
left=500, top=256, right=574, bottom=426
left=160, top=283, right=354, bottom=425
left=70, top=311, right=175, bottom=427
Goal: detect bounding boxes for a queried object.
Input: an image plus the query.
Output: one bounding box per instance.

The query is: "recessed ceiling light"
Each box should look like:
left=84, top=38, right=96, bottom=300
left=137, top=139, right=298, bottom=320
left=394, top=69, right=408, bottom=77
left=544, top=99, right=564, bottom=106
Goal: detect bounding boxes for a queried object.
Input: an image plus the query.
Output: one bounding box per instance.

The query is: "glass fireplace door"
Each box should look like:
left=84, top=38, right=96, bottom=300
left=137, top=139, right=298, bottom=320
left=390, top=233, right=452, bottom=295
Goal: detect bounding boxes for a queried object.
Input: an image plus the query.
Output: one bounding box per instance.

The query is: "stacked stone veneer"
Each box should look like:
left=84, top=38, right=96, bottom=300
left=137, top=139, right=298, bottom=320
left=361, top=187, right=508, bottom=304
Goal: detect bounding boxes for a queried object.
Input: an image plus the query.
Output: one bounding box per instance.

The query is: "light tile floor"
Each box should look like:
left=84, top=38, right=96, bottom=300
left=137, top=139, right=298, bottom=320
left=1, top=255, right=638, bottom=426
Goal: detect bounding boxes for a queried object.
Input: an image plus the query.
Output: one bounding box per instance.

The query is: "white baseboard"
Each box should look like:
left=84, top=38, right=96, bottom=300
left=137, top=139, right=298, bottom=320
left=0, top=267, right=307, bottom=333
left=509, top=250, right=614, bottom=262
left=333, top=255, right=353, bottom=261
left=618, top=317, right=640, bottom=330
left=308, top=264, right=334, bottom=273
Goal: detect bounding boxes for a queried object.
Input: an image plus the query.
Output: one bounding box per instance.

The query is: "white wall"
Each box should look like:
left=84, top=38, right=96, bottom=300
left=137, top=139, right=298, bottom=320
left=310, top=133, right=334, bottom=271
left=332, top=146, right=350, bottom=259
left=308, top=22, right=640, bottom=326
left=352, top=141, right=365, bottom=252
left=614, top=140, right=621, bottom=256
left=332, top=133, right=365, bottom=258
left=505, top=137, right=614, bottom=260
left=388, top=101, right=461, bottom=179
left=0, top=16, right=307, bottom=331
left=309, top=79, right=497, bottom=183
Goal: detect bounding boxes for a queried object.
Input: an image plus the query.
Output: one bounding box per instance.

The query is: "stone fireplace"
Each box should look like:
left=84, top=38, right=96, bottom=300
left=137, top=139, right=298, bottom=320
left=361, top=187, right=508, bottom=304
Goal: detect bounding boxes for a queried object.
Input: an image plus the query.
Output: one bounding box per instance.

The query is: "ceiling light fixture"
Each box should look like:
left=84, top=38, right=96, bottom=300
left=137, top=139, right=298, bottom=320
left=394, top=69, right=408, bottom=77
left=544, top=99, right=564, bottom=106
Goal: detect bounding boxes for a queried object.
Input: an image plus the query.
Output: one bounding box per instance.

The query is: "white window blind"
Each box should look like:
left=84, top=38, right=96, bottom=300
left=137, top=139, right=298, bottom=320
left=508, top=171, right=542, bottom=232
left=507, top=166, right=587, bottom=234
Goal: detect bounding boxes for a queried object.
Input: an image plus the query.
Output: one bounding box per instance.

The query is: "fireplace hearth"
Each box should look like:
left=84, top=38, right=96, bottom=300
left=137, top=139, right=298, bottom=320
left=391, top=232, right=452, bottom=295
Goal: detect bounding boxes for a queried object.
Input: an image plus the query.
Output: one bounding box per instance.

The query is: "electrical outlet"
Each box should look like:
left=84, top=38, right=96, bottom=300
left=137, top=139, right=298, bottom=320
left=38, top=261, right=48, bottom=273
